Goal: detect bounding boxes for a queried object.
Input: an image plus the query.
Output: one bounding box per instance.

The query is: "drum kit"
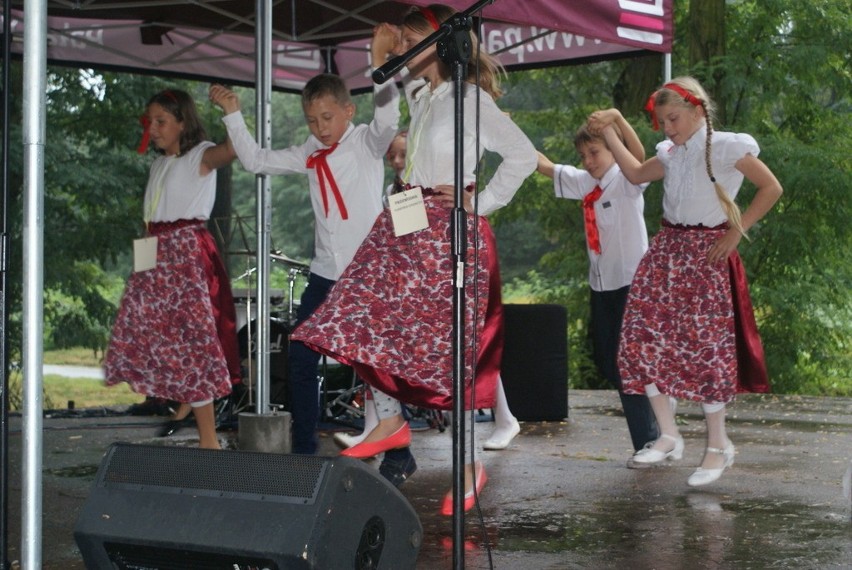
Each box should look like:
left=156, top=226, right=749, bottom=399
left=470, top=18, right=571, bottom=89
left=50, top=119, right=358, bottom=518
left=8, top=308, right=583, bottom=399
left=219, top=250, right=366, bottom=429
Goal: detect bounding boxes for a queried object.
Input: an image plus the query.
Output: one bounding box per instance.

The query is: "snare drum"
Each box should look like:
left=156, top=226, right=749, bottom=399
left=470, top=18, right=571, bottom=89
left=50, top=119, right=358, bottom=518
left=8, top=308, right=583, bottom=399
left=237, top=318, right=289, bottom=408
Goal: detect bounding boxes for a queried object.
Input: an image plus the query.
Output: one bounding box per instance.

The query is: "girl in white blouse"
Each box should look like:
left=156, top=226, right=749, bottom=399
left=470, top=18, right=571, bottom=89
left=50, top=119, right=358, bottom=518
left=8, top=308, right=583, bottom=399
left=291, top=4, right=536, bottom=512
left=591, top=76, right=782, bottom=487
left=105, top=89, right=239, bottom=449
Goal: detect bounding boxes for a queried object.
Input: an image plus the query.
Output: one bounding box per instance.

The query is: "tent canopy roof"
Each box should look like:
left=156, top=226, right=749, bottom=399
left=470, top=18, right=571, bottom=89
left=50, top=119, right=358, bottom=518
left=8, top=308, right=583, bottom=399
left=7, top=1, right=673, bottom=92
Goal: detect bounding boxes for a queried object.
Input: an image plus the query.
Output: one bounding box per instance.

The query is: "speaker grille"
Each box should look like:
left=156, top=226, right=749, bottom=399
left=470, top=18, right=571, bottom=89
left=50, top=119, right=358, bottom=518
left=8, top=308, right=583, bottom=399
left=100, top=443, right=328, bottom=502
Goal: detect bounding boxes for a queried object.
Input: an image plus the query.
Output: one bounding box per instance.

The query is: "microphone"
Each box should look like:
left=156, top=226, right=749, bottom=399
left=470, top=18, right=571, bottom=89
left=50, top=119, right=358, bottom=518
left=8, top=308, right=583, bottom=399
left=372, top=55, right=408, bottom=85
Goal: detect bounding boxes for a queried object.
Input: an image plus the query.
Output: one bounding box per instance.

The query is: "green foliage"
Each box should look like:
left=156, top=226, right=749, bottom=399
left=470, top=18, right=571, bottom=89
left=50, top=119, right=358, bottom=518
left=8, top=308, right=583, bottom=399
left=486, top=0, right=851, bottom=394
left=10, top=0, right=849, bottom=398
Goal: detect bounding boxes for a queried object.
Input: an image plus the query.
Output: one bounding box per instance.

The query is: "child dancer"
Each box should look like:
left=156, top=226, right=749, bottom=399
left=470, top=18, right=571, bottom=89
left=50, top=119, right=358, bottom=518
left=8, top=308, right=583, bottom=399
left=537, top=109, right=659, bottom=466
left=590, top=77, right=781, bottom=486
left=105, top=89, right=240, bottom=449
left=292, top=4, right=536, bottom=512
left=209, top=24, right=400, bottom=457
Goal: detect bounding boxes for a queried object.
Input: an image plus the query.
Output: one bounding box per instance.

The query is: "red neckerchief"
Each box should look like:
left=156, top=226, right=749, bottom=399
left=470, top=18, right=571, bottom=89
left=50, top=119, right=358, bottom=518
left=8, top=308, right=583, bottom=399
left=583, top=185, right=604, bottom=254
left=305, top=143, right=348, bottom=219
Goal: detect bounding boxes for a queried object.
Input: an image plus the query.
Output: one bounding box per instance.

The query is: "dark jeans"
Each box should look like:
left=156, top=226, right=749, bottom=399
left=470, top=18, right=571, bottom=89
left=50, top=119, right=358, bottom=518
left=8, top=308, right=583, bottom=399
left=590, top=286, right=659, bottom=451
left=289, top=272, right=336, bottom=454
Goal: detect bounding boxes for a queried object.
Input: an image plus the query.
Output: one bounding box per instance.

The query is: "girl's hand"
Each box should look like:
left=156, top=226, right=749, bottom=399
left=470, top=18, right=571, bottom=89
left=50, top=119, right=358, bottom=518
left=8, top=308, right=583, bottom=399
left=209, top=84, right=240, bottom=115
left=431, top=184, right=475, bottom=212
left=707, top=228, right=743, bottom=265
left=372, top=23, right=402, bottom=65
left=587, top=108, right=621, bottom=134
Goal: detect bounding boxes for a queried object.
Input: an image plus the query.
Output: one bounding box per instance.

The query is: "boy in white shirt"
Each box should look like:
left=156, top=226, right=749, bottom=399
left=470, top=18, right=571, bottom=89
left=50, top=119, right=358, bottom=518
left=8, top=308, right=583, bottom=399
left=537, top=109, right=659, bottom=467
left=209, top=24, right=400, bottom=457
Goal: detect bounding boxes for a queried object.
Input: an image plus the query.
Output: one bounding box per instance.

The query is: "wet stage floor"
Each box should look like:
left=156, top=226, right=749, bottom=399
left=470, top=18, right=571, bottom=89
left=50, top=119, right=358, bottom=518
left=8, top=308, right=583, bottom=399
left=6, top=390, right=852, bottom=569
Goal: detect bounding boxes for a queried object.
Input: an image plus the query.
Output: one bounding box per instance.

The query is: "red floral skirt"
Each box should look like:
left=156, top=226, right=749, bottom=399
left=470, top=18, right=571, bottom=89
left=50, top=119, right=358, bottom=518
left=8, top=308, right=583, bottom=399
left=291, top=201, right=502, bottom=411
left=104, top=221, right=238, bottom=403
left=618, top=224, right=738, bottom=403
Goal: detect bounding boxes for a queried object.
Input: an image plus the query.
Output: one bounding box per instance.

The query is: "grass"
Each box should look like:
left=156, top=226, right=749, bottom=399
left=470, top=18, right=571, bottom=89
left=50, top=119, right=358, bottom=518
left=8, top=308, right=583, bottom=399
left=40, top=375, right=143, bottom=411
left=42, top=347, right=103, bottom=367
left=9, top=348, right=143, bottom=411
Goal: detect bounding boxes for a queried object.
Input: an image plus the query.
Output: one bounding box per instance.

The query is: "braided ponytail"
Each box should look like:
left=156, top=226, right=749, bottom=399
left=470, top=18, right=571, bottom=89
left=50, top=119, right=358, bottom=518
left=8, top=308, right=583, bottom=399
left=702, top=102, right=746, bottom=237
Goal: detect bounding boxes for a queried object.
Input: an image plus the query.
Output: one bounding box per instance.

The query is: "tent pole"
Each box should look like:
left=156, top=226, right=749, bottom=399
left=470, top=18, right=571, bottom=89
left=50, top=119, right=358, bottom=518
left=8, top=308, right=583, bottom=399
left=664, top=52, right=672, bottom=83
left=253, top=0, right=273, bottom=413
left=1, top=0, right=12, bottom=565
left=21, top=0, right=48, bottom=568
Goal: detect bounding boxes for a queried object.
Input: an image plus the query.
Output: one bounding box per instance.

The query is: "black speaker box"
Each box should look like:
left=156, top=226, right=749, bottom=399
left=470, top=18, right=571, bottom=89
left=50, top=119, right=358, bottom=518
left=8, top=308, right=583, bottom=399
left=500, top=304, right=568, bottom=421
left=74, top=443, right=422, bottom=569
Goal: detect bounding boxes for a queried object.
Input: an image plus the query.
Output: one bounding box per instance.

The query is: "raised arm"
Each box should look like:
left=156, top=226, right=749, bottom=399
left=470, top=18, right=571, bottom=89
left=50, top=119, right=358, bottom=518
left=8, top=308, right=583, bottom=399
left=200, top=138, right=236, bottom=175
left=589, top=108, right=645, bottom=162
left=536, top=151, right=555, bottom=179
left=599, top=124, right=663, bottom=185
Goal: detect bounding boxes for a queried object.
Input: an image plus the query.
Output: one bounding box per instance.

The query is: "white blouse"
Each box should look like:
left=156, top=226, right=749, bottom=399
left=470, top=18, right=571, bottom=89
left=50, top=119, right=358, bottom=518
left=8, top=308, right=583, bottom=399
left=144, top=141, right=216, bottom=223
left=404, top=80, right=536, bottom=216
left=657, top=125, right=759, bottom=227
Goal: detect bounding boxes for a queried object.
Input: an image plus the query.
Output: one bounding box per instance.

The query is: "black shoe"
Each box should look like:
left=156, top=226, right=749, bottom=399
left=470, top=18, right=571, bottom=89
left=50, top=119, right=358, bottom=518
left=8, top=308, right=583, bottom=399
left=158, top=417, right=191, bottom=437
left=129, top=397, right=177, bottom=417
left=379, top=453, right=418, bottom=488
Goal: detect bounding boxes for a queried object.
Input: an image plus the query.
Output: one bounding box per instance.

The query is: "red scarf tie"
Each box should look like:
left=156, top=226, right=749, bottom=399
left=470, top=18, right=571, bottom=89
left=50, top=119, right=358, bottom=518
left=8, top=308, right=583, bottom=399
left=583, top=185, right=604, bottom=254
left=306, top=143, right=348, bottom=220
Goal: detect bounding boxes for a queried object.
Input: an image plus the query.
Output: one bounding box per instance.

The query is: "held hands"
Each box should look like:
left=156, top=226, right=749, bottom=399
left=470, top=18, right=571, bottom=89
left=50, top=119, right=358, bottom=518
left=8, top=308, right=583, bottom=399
left=707, top=228, right=743, bottom=265
left=431, top=184, right=475, bottom=213
left=372, top=23, right=402, bottom=67
left=209, top=84, right=240, bottom=115
left=586, top=108, right=623, bottom=134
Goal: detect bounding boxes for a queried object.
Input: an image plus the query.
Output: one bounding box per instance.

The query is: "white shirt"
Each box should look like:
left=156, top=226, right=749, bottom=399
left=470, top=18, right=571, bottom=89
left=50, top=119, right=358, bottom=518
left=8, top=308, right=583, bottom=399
left=222, top=78, right=400, bottom=280
left=404, top=80, right=536, bottom=216
left=553, top=163, right=648, bottom=291
left=144, top=141, right=216, bottom=222
left=657, top=125, right=759, bottom=226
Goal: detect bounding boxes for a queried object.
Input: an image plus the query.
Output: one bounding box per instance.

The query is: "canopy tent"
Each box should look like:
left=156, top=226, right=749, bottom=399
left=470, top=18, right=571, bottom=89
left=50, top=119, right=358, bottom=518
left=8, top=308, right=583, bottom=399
left=6, top=0, right=673, bottom=92
left=7, top=1, right=673, bottom=568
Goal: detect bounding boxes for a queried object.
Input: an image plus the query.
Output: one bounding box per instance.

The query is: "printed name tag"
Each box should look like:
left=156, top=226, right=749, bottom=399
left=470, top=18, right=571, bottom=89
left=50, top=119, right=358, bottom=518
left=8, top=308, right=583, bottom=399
left=389, top=186, right=429, bottom=237
left=133, top=236, right=158, bottom=272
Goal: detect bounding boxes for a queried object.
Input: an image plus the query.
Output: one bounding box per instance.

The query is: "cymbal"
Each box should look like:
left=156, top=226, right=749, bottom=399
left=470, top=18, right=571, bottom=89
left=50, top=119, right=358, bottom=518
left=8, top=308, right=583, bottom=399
left=270, top=251, right=309, bottom=271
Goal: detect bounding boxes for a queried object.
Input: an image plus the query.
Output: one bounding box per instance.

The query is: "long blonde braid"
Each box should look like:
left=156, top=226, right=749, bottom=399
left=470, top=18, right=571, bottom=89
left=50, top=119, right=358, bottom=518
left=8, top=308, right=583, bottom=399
left=702, top=101, right=746, bottom=237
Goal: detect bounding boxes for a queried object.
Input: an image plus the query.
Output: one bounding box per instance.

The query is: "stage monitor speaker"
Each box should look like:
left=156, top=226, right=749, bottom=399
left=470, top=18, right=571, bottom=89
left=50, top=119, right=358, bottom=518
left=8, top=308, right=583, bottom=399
left=500, top=303, right=568, bottom=421
left=75, top=443, right=422, bottom=569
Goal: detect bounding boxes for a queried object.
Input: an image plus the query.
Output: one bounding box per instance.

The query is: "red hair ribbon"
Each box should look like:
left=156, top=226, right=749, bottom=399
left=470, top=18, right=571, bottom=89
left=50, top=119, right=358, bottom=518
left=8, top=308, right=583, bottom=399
left=306, top=143, right=348, bottom=220
left=137, top=114, right=152, bottom=154
left=420, top=7, right=441, bottom=31
left=644, top=82, right=703, bottom=131
left=582, top=185, right=604, bottom=255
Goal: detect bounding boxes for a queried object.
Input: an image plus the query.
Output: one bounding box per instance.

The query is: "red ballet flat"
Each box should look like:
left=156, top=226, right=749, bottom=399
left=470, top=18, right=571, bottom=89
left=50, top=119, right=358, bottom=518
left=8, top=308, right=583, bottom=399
left=340, top=422, right=411, bottom=459
left=440, top=461, right=487, bottom=516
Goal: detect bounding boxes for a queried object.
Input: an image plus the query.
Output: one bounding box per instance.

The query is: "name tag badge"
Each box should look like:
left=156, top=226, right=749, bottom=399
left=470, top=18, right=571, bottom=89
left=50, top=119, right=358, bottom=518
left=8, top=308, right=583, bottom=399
left=133, top=236, right=158, bottom=272
left=389, top=186, right=429, bottom=237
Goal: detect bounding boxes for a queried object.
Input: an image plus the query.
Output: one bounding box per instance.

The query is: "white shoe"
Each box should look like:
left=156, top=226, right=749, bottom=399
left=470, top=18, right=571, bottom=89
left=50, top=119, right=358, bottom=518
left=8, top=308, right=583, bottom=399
left=630, top=433, right=684, bottom=464
left=687, top=443, right=735, bottom=487
left=483, top=418, right=521, bottom=450
left=333, top=431, right=366, bottom=449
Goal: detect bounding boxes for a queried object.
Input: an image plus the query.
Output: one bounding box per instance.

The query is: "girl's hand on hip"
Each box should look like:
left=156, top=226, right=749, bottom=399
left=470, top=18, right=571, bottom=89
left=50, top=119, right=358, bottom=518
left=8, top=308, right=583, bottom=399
left=707, top=229, right=742, bottom=265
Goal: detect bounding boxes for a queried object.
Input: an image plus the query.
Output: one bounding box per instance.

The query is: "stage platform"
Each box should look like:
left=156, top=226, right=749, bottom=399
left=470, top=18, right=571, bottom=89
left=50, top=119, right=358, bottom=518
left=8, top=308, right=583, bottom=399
left=5, top=390, right=851, bottom=569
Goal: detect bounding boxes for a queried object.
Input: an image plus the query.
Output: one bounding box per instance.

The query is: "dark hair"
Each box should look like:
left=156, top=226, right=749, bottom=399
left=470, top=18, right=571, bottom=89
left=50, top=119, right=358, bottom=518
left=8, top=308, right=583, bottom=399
left=146, top=89, right=207, bottom=156
left=573, top=123, right=624, bottom=150
left=302, top=74, right=352, bottom=108
left=402, top=4, right=505, bottom=99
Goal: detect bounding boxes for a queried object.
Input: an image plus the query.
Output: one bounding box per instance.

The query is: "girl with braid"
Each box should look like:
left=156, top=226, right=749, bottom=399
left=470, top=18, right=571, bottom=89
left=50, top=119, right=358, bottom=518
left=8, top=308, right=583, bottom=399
left=589, top=76, right=782, bottom=486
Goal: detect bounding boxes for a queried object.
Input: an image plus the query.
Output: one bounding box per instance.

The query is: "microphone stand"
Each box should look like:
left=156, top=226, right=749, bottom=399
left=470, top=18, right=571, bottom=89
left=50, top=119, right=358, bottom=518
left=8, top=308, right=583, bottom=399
left=373, top=1, right=493, bottom=568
